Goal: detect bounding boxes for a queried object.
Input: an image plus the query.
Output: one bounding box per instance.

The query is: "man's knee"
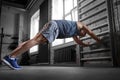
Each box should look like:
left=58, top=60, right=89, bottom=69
left=33, top=34, right=47, bottom=44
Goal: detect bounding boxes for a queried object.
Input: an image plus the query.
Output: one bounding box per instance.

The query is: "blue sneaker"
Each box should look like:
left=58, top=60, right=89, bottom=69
left=2, top=55, right=22, bottom=70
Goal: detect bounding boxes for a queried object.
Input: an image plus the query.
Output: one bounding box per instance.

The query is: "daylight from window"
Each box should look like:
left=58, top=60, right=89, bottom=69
left=30, top=10, right=39, bottom=53
left=52, top=0, right=78, bottom=46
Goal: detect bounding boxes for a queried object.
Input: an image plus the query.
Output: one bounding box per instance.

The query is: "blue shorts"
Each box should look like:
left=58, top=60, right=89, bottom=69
left=41, top=21, right=59, bottom=43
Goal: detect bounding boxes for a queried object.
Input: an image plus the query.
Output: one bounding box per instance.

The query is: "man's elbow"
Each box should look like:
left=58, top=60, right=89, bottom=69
left=87, top=30, right=93, bottom=35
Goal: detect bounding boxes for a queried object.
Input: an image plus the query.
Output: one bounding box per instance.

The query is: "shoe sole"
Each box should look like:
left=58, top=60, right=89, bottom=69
left=2, top=59, right=21, bottom=70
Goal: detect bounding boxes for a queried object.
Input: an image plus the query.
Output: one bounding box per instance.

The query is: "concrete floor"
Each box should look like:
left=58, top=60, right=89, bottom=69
left=0, top=66, right=120, bottom=80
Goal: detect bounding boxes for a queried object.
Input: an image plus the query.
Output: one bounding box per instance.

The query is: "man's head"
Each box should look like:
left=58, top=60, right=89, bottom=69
left=79, top=29, right=86, bottom=37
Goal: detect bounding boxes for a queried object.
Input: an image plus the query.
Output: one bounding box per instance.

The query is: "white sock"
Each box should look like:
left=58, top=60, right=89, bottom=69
left=9, top=55, right=15, bottom=60
left=10, top=58, right=15, bottom=60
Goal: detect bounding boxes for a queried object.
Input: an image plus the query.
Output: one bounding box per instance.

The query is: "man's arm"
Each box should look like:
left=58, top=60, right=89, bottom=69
left=73, top=36, right=89, bottom=47
left=81, top=22, right=101, bottom=43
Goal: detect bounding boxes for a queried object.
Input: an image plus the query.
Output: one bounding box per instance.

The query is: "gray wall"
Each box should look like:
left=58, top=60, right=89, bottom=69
left=1, top=5, right=25, bottom=59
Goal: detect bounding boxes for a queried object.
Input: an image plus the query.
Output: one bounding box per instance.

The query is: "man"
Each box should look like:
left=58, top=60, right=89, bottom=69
left=2, top=20, right=101, bottom=70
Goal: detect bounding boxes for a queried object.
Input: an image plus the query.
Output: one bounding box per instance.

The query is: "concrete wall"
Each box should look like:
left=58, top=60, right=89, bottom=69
left=1, top=5, right=26, bottom=59
left=1, top=0, right=51, bottom=65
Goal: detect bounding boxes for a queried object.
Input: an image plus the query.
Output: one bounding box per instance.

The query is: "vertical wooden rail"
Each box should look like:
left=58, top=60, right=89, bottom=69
left=0, top=28, right=3, bottom=65
left=106, top=0, right=118, bottom=67
left=0, top=0, right=2, bottom=65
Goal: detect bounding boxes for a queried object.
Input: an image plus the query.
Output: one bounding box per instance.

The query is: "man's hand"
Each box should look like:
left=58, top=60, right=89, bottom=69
left=73, top=36, right=90, bottom=47
left=79, top=22, right=101, bottom=43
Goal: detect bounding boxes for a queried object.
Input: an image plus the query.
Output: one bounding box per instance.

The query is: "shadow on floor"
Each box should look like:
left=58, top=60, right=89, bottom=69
left=0, top=65, right=120, bottom=80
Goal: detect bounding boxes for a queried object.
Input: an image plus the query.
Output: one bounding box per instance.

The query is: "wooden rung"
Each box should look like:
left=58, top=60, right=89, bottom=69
left=81, top=30, right=109, bottom=40
left=78, top=0, right=94, bottom=10
left=81, top=48, right=110, bottom=54
left=91, top=23, right=108, bottom=30
left=79, top=8, right=106, bottom=21
left=81, top=56, right=111, bottom=61
left=78, top=0, right=84, bottom=4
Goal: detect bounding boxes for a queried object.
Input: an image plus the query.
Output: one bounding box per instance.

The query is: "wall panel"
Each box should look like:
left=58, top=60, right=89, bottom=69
left=78, top=0, right=112, bottom=66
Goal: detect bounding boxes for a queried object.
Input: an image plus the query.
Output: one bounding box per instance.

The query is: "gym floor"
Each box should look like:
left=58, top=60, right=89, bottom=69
left=0, top=66, right=120, bottom=80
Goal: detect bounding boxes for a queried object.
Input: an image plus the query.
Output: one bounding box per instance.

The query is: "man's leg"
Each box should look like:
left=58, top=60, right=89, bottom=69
left=10, top=33, right=47, bottom=58
left=2, top=33, right=47, bottom=70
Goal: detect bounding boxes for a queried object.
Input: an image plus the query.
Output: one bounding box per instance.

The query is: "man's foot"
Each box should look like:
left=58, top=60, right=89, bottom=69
left=2, top=55, right=22, bottom=70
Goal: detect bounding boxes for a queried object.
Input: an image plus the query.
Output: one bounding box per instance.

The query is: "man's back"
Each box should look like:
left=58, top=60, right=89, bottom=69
left=54, top=20, right=79, bottom=38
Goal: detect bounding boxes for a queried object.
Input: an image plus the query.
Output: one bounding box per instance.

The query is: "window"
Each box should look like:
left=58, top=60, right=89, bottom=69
left=52, top=0, right=63, bottom=20
left=52, top=0, right=78, bottom=46
left=64, top=0, right=78, bottom=43
left=30, top=10, right=39, bottom=53
left=52, top=0, right=64, bottom=46
left=65, top=0, right=73, bottom=14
